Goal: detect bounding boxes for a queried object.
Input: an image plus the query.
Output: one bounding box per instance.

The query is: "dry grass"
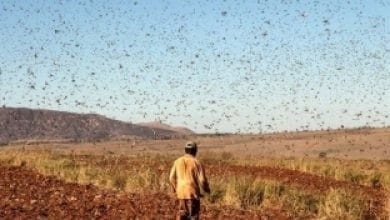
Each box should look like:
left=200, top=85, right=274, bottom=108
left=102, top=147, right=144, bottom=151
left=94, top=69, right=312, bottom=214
left=206, top=176, right=369, bottom=219
left=200, top=151, right=390, bottom=191
left=0, top=149, right=388, bottom=219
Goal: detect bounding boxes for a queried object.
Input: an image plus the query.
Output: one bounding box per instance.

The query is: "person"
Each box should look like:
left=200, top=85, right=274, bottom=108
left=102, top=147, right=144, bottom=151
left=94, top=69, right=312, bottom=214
left=169, top=141, right=210, bottom=220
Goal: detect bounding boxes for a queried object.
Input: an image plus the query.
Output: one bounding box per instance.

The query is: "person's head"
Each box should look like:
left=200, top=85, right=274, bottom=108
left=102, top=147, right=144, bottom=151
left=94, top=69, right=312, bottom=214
left=184, top=141, right=197, bottom=156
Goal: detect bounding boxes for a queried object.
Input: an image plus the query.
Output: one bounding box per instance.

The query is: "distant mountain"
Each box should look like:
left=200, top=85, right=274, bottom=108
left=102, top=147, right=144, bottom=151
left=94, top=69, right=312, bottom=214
left=138, top=119, right=195, bottom=136
left=0, top=107, right=191, bottom=144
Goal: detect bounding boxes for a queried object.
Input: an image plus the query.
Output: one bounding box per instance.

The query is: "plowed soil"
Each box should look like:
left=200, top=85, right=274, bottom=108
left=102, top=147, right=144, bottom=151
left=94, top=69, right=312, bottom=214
left=42, top=156, right=387, bottom=218
left=95, top=157, right=386, bottom=217
left=208, top=164, right=387, bottom=218
left=138, top=161, right=387, bottom=218
left=0, top=165, right=287, bottom=220
left=209, top=164, right=385, bottom=196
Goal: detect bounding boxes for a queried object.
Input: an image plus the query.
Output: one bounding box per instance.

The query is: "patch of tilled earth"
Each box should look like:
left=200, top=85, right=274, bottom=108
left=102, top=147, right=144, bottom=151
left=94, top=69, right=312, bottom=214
left=78, top=157, right=387, bottom=218
left=0, top=165, right=288, bottom=219
left=208, top=164, right=388, bottom=218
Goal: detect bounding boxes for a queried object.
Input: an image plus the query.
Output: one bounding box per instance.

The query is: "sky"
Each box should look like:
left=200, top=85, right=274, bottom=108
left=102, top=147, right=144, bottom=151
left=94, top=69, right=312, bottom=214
left=0, top=0, right=389, bottom=133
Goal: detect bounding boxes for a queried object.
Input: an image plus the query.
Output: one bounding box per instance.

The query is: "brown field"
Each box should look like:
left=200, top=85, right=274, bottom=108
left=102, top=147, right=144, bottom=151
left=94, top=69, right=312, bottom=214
left=0, top=166, right=282, bottom=219
left=5, top=127, right=389, bottom=159
left=1, top=127, right=390, bottom=219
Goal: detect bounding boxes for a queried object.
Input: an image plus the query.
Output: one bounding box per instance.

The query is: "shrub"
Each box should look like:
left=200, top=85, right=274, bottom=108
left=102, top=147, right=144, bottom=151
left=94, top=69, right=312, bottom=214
left=318, top=152, right=327, bottom=158
left=206, top=182, right=226, bottom=204
left=235, top=179, right=265, bottom=208
left=111, top=170, right=128, bottom=190
left=220, top=151, right=233, bottom=161
left=344, top=170, right=366, bottom=184
left=319, top=188, right=366, bottom=219
left=370, top=173, right=382, bottom=188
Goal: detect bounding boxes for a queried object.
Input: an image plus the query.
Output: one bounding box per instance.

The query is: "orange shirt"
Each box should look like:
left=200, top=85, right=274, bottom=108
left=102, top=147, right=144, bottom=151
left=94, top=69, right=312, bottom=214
left=169, top=154, right=210, bottom=200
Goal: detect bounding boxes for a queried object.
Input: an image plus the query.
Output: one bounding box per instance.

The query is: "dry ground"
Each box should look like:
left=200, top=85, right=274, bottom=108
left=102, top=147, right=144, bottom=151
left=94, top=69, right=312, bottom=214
left=5, top=127, right=389, bottom=160
left=1, top=127, right=389, bottom=219
left=0, top=165, right=288, bottom=219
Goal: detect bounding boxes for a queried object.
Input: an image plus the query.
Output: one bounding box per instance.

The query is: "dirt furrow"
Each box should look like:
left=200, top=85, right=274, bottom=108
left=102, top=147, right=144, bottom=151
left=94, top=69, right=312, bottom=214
left=0, top=165, right=286, bottom=219
left=208, top=164, right=387, bottom=217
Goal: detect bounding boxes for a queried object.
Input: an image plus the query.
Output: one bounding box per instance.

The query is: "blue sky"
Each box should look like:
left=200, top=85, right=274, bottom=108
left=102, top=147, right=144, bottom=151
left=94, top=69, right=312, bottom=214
left=1, top=0, right=389, bottom=133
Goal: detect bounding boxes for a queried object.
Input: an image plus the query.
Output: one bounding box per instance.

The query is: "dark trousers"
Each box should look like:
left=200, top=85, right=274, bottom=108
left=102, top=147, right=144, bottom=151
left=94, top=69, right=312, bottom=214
left=176, top=199, right=200, bottom=220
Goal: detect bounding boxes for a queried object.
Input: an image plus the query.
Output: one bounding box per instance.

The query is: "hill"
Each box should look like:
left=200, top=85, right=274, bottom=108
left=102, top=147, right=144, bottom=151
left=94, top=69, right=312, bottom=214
left=138, top=119, right=195, bottom=136
left=0, top=107, right=189, bottom=144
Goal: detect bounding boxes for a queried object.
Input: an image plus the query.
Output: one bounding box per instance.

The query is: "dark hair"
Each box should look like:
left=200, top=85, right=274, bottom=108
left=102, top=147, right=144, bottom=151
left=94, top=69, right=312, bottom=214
left=185, top=147, right=197, bottom=156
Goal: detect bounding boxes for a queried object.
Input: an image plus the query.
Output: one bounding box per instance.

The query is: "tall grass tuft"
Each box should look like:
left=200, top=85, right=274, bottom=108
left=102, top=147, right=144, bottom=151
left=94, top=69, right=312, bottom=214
left=319, top=188, right=366, bottom=219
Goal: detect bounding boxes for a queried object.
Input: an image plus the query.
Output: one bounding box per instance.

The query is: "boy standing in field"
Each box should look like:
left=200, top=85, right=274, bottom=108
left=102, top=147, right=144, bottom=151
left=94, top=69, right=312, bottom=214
left=169, top=141, right=211, bottom=220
